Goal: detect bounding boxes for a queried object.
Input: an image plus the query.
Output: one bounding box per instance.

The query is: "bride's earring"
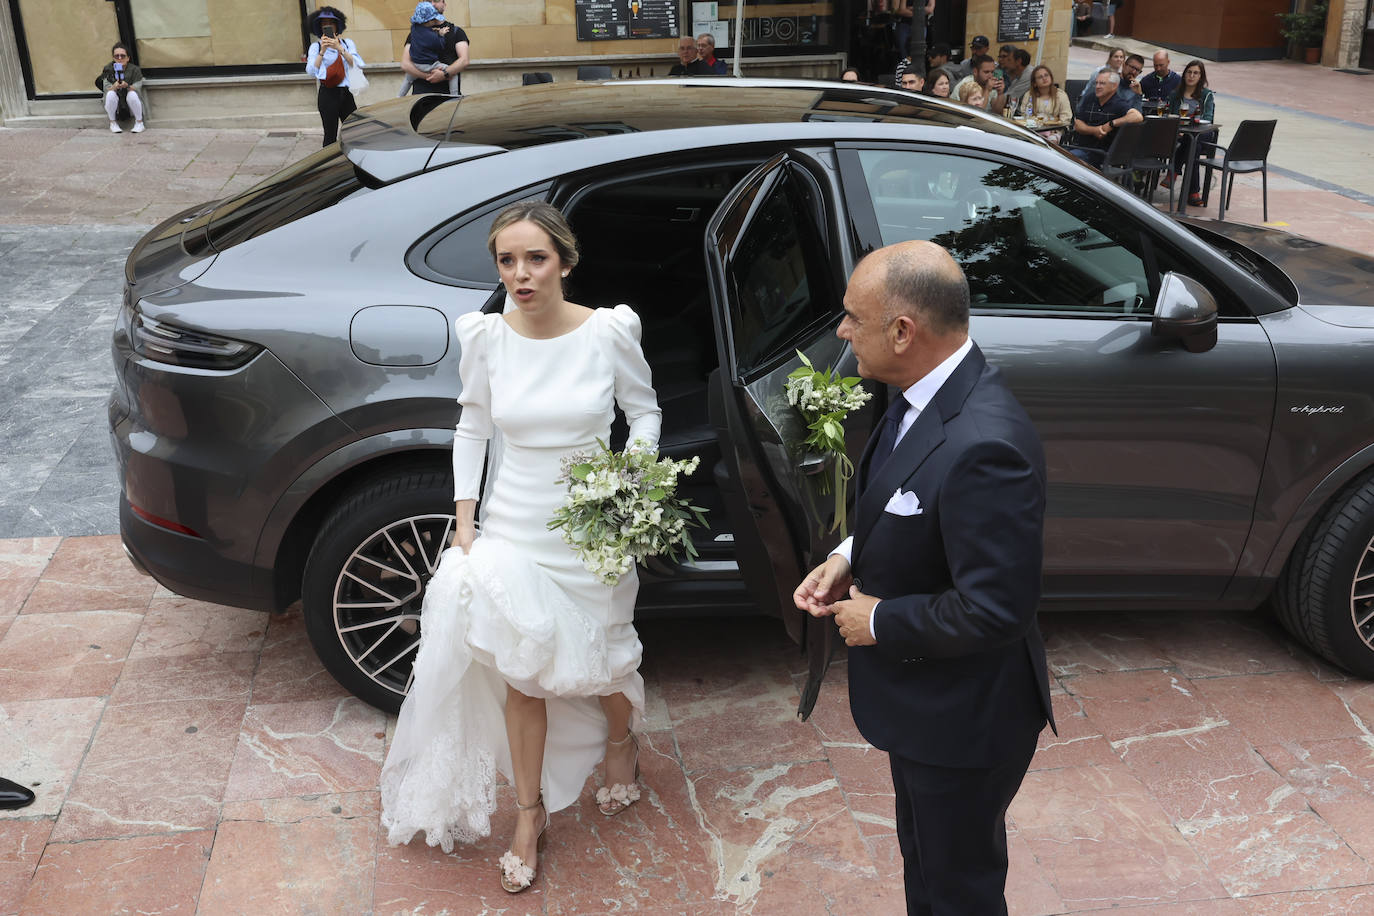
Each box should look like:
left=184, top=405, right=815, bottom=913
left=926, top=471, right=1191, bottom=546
left=561, top=271, right=569, bottom=278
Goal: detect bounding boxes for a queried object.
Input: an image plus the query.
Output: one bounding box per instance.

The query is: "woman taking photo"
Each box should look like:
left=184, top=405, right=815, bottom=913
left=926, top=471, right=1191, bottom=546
left=305, top=6, right=365, bottom=147
left=98, top=43, right=145, bottom=133
left=1167, top=60, right=1217, bottom=206
left=1018, top=65, right=1071, bottom=123
left=380, top=203, right=660, bottom=895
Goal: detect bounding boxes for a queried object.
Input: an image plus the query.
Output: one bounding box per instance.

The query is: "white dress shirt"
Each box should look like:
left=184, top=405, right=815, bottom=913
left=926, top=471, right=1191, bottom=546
left=832, top=337, right=974, bottom=640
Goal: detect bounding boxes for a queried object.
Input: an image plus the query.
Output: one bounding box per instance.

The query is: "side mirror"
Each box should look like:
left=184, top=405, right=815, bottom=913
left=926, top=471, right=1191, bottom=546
left=1152, top=272, right=1218, bottom=353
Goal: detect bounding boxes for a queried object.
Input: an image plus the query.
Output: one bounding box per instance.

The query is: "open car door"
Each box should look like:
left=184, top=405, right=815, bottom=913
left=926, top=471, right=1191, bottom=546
left=704, top=151, right=877, bottom=719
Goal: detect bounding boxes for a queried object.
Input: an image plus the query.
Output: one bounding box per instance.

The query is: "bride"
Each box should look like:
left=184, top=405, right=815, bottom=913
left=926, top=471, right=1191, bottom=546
left=379, top=202, right=661, bottom=893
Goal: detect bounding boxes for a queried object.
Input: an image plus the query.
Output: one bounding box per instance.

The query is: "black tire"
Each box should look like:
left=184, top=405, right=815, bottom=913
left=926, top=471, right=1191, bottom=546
left=301, top=469, right=456, bottom=713
left=1274, top=471, right=1374, bottom=677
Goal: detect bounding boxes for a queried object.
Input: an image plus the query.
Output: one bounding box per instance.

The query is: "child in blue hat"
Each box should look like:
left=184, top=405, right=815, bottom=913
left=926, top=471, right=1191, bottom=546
left=398, top=2, right=458, bottom=96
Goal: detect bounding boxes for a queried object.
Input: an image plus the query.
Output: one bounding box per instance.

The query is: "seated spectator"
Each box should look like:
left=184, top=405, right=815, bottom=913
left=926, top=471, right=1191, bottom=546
left=922, top=66, right=954, bottom=98
left=951, top=54, right=1001, bottom=113
left=1017, top=65, right=1072, bottom=123
left=953, top=34, right=989, bottom=80
left=1001, top=48, right=1032, bottom=115
left=1079, top=47, right=1126, bottom=105
left=899, top=70, right=923, bottom=91
left=696, top=33, right=728, bottom=75
left=1165, top=60, right=1217, bottom=205
left=1139, top=50, right=1181, bottom=112
left=841, top=67, right=862, bottom=82
left=926, top=42, right=952, bottom=74
left=1121, top=54, right=1145, bottom=98
left=1080, top=46, right=1142, bottom=114
left=669, top=35, right=708, bottom=76
left=956, top=81, right=986, bottom=110
left=98, top=43, right=145, bottom=133
left=1069, top=69, right=1143, bottom=167
left=397, top=3, right=457, bottom=97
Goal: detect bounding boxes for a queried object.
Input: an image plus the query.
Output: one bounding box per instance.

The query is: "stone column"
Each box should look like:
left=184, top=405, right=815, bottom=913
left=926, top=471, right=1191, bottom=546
left=0, top=0, right=29, bottom=123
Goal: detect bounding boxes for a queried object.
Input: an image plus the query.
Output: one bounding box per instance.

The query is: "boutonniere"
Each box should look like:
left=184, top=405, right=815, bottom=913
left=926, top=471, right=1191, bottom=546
left=784, top=352, right=872, bottom=536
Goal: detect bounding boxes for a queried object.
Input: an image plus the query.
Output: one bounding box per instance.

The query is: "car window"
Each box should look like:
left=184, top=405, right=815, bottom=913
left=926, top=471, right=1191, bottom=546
left=417, top=188, right=549, bottom=287
left=726, top=168, right=840, bottom=377
left=855, top=149, right=1153, bottom=315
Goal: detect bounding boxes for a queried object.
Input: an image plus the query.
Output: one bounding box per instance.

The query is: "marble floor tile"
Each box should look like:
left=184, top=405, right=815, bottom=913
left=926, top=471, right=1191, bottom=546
left=0, top=696, right=105, bottom=819
left=1030, top=691, right=1120, bottom=771
left=20, top=830, right=213, bottom=915
left=21, top=534, right=155, bottom=613
left=1116, top=724, right=1300, bottom=824
left=248, top=607, right=354, bottom=705
left=0, top=610, right=142, bottom=702
left=127, top=595, right=267, bottom=660
left=825, top=743, right=895, bottom=841
left=51, top=698, right=245, bottom=841
left=0, top=576, right=37, bottom=615
left=108, top=650, right=258, bottom=706
left=1005, top=823, right=1066, bottom=916
left=1067, top=668, right=1221, bottom=747
left=0, top=818, right=53, bottom=915
left=1239, top=885, right=1374, bottom=914
left=0, top=537, right=60, bottom=578
left=1191, top=672, right=1366, bottom=747
left=1132, top=611, right=1308, bottom=678
left=223, top=697, right=386, bottom=802
left=1258, top=738, right=1374, bottom=863
left=200, top=793, right=378, bottom=915
left=1041, top=611, right=1172, bottom=677
left=1010, top=763, right=1226, bottom=909
left=800, top=665, right=868, bottom=748
left=1178, top=807, right=1374, bottom=898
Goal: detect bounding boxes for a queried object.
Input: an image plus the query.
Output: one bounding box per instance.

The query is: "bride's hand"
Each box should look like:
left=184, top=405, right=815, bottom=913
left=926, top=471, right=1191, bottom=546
left=454, top=523, right=477, bottom=554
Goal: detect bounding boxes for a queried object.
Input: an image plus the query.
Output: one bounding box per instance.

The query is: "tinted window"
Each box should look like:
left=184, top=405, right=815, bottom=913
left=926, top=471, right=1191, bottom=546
left=420, top=189, right=548, bottom=286
left=857, top=149, right=1153, bottom=315
left=726, top=169, right=839, bottom=375
left=201, top=146, right=369, bottom=253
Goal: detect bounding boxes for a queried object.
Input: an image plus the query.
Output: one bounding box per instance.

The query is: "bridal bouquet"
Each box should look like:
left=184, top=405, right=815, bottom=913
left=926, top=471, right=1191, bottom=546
left=784, top=352, right=872, bottom=535
left=548, top=440, right=708, bottom=586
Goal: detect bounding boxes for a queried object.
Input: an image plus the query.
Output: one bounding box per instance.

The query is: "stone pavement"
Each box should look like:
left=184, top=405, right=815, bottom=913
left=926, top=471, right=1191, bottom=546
left=5, top=534, right=1374, bottom=914
left=3, top=59, right=1374, bottom=915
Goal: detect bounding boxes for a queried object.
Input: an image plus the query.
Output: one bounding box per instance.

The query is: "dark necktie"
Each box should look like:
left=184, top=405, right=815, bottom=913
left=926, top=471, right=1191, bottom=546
left=870, top=394, right=910, bottom=478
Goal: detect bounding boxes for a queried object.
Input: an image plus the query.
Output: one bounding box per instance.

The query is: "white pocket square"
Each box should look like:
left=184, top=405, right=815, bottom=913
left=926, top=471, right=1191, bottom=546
left=883, top=488, right=923, bottom=516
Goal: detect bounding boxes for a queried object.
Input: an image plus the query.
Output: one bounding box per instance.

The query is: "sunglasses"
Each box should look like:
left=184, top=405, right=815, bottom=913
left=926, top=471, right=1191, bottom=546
left=113, top=53, right=129, bottom=58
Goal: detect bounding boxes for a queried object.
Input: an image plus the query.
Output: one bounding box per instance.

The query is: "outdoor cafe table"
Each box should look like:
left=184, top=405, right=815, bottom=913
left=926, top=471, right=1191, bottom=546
left=1171, top=119, right=1221, bottom=216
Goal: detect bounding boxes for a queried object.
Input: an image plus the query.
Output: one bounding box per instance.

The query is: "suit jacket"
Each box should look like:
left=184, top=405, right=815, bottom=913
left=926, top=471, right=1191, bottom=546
left=847, top=343, right=1055, bottom=768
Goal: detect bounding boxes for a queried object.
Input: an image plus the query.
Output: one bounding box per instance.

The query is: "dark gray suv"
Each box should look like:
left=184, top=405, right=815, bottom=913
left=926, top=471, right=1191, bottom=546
left=109, top=80, right=1374, bottom=715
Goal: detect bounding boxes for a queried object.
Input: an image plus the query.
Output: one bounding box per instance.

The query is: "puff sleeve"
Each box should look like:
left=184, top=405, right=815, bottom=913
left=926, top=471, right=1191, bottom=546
left=603, top=305, right=662, bottom=451
left=452, top=311, right=492, bottom=501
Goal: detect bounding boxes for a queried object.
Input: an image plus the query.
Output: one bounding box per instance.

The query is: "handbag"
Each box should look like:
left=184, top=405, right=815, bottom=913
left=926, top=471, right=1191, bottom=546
left=343, top=42, right=368, bottom=94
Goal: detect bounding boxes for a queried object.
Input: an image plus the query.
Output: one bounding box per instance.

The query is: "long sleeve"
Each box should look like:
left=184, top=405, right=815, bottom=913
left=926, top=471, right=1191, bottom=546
left=305, top=42, right=323, bottom=79
left=603, top=305, right=661, bottom=451
left=306, top=40, right=365, bottom=84
left=452, top=312, right=492, bottom=501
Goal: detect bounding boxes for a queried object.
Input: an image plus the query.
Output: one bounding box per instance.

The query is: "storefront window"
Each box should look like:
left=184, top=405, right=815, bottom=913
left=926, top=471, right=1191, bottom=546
left=16, top=0, right=120, bottom=94
left=128, top=0, right=302, bottom=69
left=717, top=1, right=838, bottom=54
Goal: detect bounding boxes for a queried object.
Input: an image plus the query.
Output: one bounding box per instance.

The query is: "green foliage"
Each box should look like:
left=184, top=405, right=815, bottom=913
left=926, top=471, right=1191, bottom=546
left=1276, top=2, right=1328, bottom=47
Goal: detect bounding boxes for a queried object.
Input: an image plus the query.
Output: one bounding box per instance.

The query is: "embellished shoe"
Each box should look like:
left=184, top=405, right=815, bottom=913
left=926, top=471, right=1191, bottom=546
left=596, top=732, right=642, bottom=817
left=499, top=793, right=548, bottom=894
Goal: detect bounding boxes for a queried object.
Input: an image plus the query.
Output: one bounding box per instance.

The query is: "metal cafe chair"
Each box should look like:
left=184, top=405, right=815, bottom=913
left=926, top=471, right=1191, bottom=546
left=1130, top=115, right=1180, bottom=209
left=1097, top=121, right=1144, bottom=188
left=1197, top=119, right=1277, bottom=222
left=577, top=65, right=614, bottom=81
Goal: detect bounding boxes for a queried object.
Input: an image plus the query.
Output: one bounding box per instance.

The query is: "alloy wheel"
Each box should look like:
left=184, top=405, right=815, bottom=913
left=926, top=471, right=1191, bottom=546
left=1353, top=531, right=1374, bottom=650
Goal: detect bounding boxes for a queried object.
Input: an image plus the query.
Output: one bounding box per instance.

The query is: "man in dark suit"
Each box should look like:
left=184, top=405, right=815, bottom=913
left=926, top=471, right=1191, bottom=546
left=794, top=240, right=1055, bottom=915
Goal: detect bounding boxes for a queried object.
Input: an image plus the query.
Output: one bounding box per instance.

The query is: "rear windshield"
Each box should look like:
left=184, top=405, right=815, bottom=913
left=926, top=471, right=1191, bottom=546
left=183, top=146, right=371, bottom=254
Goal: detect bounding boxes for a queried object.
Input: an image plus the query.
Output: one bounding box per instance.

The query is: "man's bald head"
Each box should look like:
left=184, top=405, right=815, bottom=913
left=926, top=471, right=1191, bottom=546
left=874, top=241, right=970, bottom=335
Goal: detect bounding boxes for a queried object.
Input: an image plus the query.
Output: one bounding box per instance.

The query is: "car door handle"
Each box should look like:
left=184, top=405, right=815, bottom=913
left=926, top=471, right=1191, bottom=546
left=799, top=454, right=829, bottom=475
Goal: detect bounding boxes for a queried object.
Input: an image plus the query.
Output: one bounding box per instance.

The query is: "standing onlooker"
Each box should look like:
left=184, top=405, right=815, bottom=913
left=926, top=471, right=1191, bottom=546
left=306, top=7, right=365, bottom=147
left=98, top=43, right=145, bottom=133
left=1140, top=50, right=1180, bottom=110
left=1073, top=1, right=1093, bottom=36
left=1105, top=0, right=1124, bottom=38
left=953, top=35, right=989, bottom=80
left=951, top=54, right=1001, bottom=113
left=397, top=4, right=456, bottom=96
left=401, top=0, right=469, bottom=96
left=696, top=34, right=728, bottom=75
left=925, top=42, right=952, bottom=74
left=669, top=35, right=708, bottom=76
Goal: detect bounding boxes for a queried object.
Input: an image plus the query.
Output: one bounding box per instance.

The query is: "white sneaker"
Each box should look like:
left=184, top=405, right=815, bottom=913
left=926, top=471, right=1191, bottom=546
left=1104, top=33, right=1114, bottom=38
left=132, top=121, right=145, bottom=133
left=109, top=121, right=122, bottom=133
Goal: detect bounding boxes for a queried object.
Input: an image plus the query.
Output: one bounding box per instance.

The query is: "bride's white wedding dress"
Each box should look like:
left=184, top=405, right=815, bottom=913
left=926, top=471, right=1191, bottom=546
left=380, top=303, right=661, bottom=852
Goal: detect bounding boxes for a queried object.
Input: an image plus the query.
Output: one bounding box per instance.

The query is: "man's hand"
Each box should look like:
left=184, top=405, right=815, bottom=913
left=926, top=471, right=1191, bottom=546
left=832, top=584, right=879, bottom=647
left=793, top=553, right=852, bottom=617
left=426, top=69, right=447, bottom=82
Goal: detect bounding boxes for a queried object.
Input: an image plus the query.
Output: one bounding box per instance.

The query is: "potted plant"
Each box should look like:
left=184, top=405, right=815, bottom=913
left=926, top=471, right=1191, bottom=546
left=1276, top=1, right=1328, bottom=64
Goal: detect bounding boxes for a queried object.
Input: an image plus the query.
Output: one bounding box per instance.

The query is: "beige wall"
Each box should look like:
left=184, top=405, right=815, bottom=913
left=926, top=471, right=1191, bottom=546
left=18, top=0, right=120, bottom=94
left=965, top=0, right=1071, bottom=85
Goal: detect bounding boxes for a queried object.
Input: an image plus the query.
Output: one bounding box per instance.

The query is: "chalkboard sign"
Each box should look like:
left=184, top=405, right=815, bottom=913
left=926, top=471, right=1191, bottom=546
left=998, top=0, right=1046, bottom=42
left=576, top=0, right=680, bottom=41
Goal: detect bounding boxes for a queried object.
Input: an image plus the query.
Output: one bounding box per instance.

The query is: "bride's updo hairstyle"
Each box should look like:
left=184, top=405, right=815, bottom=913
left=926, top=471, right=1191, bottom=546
left=487, top=201, right=581, bottom=272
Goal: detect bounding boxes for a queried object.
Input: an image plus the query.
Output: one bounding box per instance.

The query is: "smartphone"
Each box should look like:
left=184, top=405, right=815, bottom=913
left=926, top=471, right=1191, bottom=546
left=321, top=21, right=337, bottom=38
left=993, top=68, right=1004, bottom=81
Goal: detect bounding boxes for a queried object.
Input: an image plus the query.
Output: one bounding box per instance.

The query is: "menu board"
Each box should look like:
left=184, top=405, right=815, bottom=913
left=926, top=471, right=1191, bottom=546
left=998, top=0, right=1046, bottom=42
left=576, top=0, right=680, bottom=41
